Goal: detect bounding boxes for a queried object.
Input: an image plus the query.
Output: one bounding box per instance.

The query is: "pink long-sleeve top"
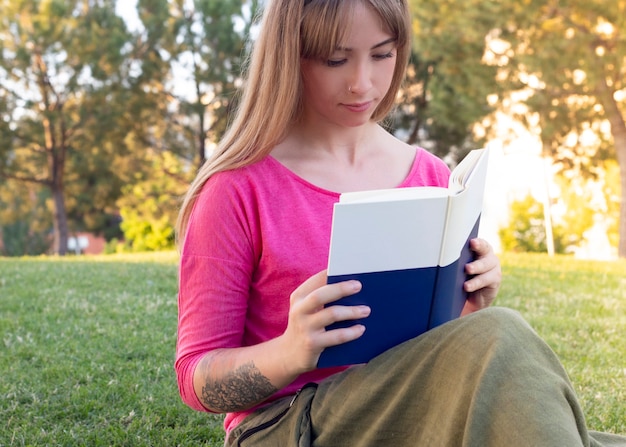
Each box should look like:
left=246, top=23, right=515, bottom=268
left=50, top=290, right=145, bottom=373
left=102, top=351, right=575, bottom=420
left=175, top=148, right=451, bottom=434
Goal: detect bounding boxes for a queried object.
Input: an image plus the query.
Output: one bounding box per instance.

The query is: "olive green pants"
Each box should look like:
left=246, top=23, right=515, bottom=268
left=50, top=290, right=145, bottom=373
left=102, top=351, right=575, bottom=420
left=226, top=307, right=626, bottom=447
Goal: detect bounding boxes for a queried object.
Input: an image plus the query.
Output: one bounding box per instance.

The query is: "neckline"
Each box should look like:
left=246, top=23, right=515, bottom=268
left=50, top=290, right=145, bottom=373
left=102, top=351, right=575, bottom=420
left=265, top=147, right=422, bottom=196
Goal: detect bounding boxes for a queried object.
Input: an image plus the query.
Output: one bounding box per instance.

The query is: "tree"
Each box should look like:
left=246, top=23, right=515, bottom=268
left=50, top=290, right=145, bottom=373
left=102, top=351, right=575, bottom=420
left=113, top=151, right=189, bottom=252
left=172, top=0, right=259, bottom=167
left=405, top=0, right=625, bottom=256
left=494, top=0, right=626, bottom=257
left=499, top=194, right=553, bottom=253
left=132, top=0, right=258, bottom=169
left=499, top=193, right=573, bottom=254
left=398, top=0, right=504, bottom=162
left=0, top=0, right=135, bottom=255
left=107, top=0, right=259, bottom=250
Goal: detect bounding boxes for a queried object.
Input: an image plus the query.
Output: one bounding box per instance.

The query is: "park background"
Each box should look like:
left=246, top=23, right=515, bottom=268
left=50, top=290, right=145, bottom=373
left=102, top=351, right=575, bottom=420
left=0, top=0, right=625, bottom=260
left=1, top=0, right=625, bottom=446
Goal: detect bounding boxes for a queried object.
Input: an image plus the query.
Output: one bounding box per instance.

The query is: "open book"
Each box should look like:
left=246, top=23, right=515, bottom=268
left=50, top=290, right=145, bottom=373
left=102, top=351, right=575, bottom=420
left=317, top=147, right=490, bottom=368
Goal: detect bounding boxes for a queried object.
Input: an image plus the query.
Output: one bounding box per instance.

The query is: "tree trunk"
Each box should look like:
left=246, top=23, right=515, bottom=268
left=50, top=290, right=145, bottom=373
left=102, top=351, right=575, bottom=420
left=198, top=107, right=207, bottom=168
left=45, top=113, right=69, bottom=256
left=597, top=76, right=626, bottom=258
left=51, top=184, right=68, bottom=256
left=615, top=135, right=626, bottom=259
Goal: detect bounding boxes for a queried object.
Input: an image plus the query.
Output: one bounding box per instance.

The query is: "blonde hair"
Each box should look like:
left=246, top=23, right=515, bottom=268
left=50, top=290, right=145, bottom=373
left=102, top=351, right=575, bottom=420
left=176, top=0, right=411, bottom=243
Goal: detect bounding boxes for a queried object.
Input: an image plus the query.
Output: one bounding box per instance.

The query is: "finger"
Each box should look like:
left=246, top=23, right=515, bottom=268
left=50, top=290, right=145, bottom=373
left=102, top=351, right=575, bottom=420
left=318, top=323, right=367, bottom=348
left=292, top=279, right=363, bottom=315
left=314, top=303, right=371, bottom=329
left=467, top=245, right=499, bottom=276
left=307, top=281, right=363, bottom=312
left=464, top=265, right=501, bottom=293
left=470, top=238, right=492, bottom=257
left=464, top=272, right=487, bottom=293
left=290, top=270, right=328, bottom=304
left=466, top=255, right=498, bottom=276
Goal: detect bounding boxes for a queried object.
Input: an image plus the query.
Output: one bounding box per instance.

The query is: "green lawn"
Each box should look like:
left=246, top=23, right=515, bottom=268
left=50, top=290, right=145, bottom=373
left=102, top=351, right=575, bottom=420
left=1, top=252, right=625, bottom=446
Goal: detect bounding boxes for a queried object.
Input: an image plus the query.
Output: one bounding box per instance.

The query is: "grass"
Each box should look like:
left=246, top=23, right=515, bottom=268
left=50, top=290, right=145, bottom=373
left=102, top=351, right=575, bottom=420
left=497, top=253, right=626, bottom=432
left=0, top=252, right=224, bottom=446
left=1, top=251, right=625, bottom=445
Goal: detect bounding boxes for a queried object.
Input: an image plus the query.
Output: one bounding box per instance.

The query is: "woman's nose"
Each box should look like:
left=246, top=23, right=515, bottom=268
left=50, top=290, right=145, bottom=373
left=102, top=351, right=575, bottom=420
left=348, top=61, right=373, bottom=94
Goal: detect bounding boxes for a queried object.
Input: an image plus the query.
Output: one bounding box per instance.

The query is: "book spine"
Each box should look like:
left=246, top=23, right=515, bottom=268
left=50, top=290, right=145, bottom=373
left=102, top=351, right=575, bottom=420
left=428, top=216, right=481, bottom=328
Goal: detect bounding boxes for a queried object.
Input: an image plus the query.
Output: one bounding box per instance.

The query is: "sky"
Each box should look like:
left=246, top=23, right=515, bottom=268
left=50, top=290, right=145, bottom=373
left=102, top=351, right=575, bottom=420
left=115, top=0, right=141, bottom=32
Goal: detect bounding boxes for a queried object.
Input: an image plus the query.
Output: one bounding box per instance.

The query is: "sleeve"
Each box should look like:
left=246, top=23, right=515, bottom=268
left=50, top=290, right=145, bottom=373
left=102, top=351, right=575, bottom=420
left=174, top=173, right=259, bottom=412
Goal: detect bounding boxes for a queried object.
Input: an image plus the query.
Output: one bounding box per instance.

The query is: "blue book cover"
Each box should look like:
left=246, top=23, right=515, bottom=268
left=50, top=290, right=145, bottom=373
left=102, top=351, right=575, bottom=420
left=317, top=148, right=489, bottom=368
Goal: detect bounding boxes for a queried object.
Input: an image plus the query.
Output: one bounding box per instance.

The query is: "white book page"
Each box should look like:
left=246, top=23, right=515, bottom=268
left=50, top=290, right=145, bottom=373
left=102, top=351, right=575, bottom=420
left=327, top=196, right=448, bottom=276
left=448, top=149, right=484, bottom=193
left=440, top=148, right=490, bottom=266
left=338, top=186, right=447, bottom=204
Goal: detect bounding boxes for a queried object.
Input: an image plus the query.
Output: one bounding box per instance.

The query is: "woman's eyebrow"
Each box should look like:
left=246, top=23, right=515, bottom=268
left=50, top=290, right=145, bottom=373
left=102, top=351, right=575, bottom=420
left=337, top=37, right=397, bottom=52
left=371, top=37, right=397, bottom=49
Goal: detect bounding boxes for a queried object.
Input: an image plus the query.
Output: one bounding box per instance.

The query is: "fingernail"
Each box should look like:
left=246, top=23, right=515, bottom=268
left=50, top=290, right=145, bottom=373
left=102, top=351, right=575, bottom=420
left=350, top=280, right=362, bottom=291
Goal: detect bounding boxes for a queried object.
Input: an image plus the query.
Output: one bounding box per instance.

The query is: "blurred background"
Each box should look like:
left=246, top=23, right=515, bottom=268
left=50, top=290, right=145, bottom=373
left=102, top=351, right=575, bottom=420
left=0, top=0, right=624, bottom=260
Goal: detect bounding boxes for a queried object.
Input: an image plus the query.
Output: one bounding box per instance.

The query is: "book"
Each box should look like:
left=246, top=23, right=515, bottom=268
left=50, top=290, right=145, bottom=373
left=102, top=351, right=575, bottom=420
left=317, top=147, right=490, bottom=368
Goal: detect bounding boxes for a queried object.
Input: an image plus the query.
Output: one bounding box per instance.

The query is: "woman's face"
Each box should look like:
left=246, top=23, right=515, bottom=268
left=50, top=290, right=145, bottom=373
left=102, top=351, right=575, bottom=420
left=300, top=2, right=397, bottom=129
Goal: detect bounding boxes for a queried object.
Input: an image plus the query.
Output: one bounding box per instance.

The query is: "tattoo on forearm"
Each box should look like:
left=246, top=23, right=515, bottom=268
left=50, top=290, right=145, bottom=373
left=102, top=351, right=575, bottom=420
left=201, top=361, right=278, bottom=412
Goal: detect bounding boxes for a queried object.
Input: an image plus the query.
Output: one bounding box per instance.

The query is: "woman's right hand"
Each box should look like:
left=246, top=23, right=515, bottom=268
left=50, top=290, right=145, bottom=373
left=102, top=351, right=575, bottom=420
left=192, top=270, right=369, bottom=413
left=279, top=270, right=371, bottom=375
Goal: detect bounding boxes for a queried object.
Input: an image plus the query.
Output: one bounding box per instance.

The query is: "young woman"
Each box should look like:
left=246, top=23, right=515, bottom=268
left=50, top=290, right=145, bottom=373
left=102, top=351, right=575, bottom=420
left=175, top=0, right=626, bottom=445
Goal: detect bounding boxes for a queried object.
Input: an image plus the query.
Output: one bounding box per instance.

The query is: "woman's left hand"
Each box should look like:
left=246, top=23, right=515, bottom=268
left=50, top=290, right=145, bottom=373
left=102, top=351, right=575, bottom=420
left=461, top=238, right=501, bottom=316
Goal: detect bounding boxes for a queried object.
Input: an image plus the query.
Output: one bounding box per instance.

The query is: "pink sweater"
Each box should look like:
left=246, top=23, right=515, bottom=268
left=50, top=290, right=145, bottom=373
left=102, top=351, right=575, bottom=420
left=176, top=148, right=451, bottom=433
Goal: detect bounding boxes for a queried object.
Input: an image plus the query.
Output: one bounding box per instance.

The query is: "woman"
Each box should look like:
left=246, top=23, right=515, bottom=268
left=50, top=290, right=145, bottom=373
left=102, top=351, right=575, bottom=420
left=175, top=0, right=626, bottom=445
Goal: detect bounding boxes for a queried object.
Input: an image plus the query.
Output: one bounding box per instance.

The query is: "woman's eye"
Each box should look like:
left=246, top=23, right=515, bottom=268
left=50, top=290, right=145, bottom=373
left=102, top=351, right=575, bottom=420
left=373, top=52, right=395, bottom=61
left=326, top=58, right=347, bottom=67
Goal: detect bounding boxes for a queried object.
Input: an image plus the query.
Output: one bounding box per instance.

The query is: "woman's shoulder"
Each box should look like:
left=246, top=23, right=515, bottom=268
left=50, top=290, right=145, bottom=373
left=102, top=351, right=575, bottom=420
left=414, top=147, right=449, bottom=170
left=402, top=147, right=451, bottom=188
left=202, top=156, right=281, bottom=193
left=188, top=159, right=281, bottom=241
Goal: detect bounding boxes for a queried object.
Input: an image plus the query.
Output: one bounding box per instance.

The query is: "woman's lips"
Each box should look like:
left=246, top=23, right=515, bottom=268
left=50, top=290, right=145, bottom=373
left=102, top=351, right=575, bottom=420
left=343, top=101, right=373, bottom=113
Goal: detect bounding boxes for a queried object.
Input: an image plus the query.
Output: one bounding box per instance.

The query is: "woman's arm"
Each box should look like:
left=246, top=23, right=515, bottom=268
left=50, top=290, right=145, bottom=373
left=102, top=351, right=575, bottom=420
left=193, top=271, right=369, bottom=413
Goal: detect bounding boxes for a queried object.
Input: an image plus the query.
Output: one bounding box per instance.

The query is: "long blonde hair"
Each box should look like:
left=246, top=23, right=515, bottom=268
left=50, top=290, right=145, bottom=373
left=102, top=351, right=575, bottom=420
left=176, top=0, right=411, bottom=243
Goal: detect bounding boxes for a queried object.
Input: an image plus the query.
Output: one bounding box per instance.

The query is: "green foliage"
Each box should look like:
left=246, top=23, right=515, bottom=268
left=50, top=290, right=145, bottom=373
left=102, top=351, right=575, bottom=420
left=1, top=0, right=622, bottom=257
left=393, top=0, right=503, bottom=161
left=603, top=160, right=622, bottom=248
left=0, top=0, right=137, bottom=254
left=493, top=0, right=626, bottom=256
left=0, top=180, right=52, bottom=256
left=495, top=0, right=624, bottom=164
left=0, top=220, right=50, bottom=256
left=404, top=0, right=626, bottom=255
left=500, top=194, right=552, bottom=253
left=118, top=216, right=174, bottom=252
left=499, top=193, right=576, bottom=254
left=115, top=151, right=193, bottom=252
left=133, top=0, right=258, bottom=168
left=105, top=0, right=259, bottom=249
left=1, top=252, right=624, bottom=446
left=0, top=0, right=261, bottom=256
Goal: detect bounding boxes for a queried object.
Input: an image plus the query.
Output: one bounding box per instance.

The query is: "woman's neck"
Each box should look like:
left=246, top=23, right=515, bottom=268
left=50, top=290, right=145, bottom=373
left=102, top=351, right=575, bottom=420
left=271, top=122, right=416, bottom=193
left=275, top=121, right=382, bottom=165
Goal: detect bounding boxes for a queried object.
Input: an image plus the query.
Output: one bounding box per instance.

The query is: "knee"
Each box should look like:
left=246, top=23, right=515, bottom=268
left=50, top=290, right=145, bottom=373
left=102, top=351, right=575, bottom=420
left=459, top=307, right=538, bottom=350
left=455, top=307, right=568, bottom=388
left=467, top=306, right=528, bottom=330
